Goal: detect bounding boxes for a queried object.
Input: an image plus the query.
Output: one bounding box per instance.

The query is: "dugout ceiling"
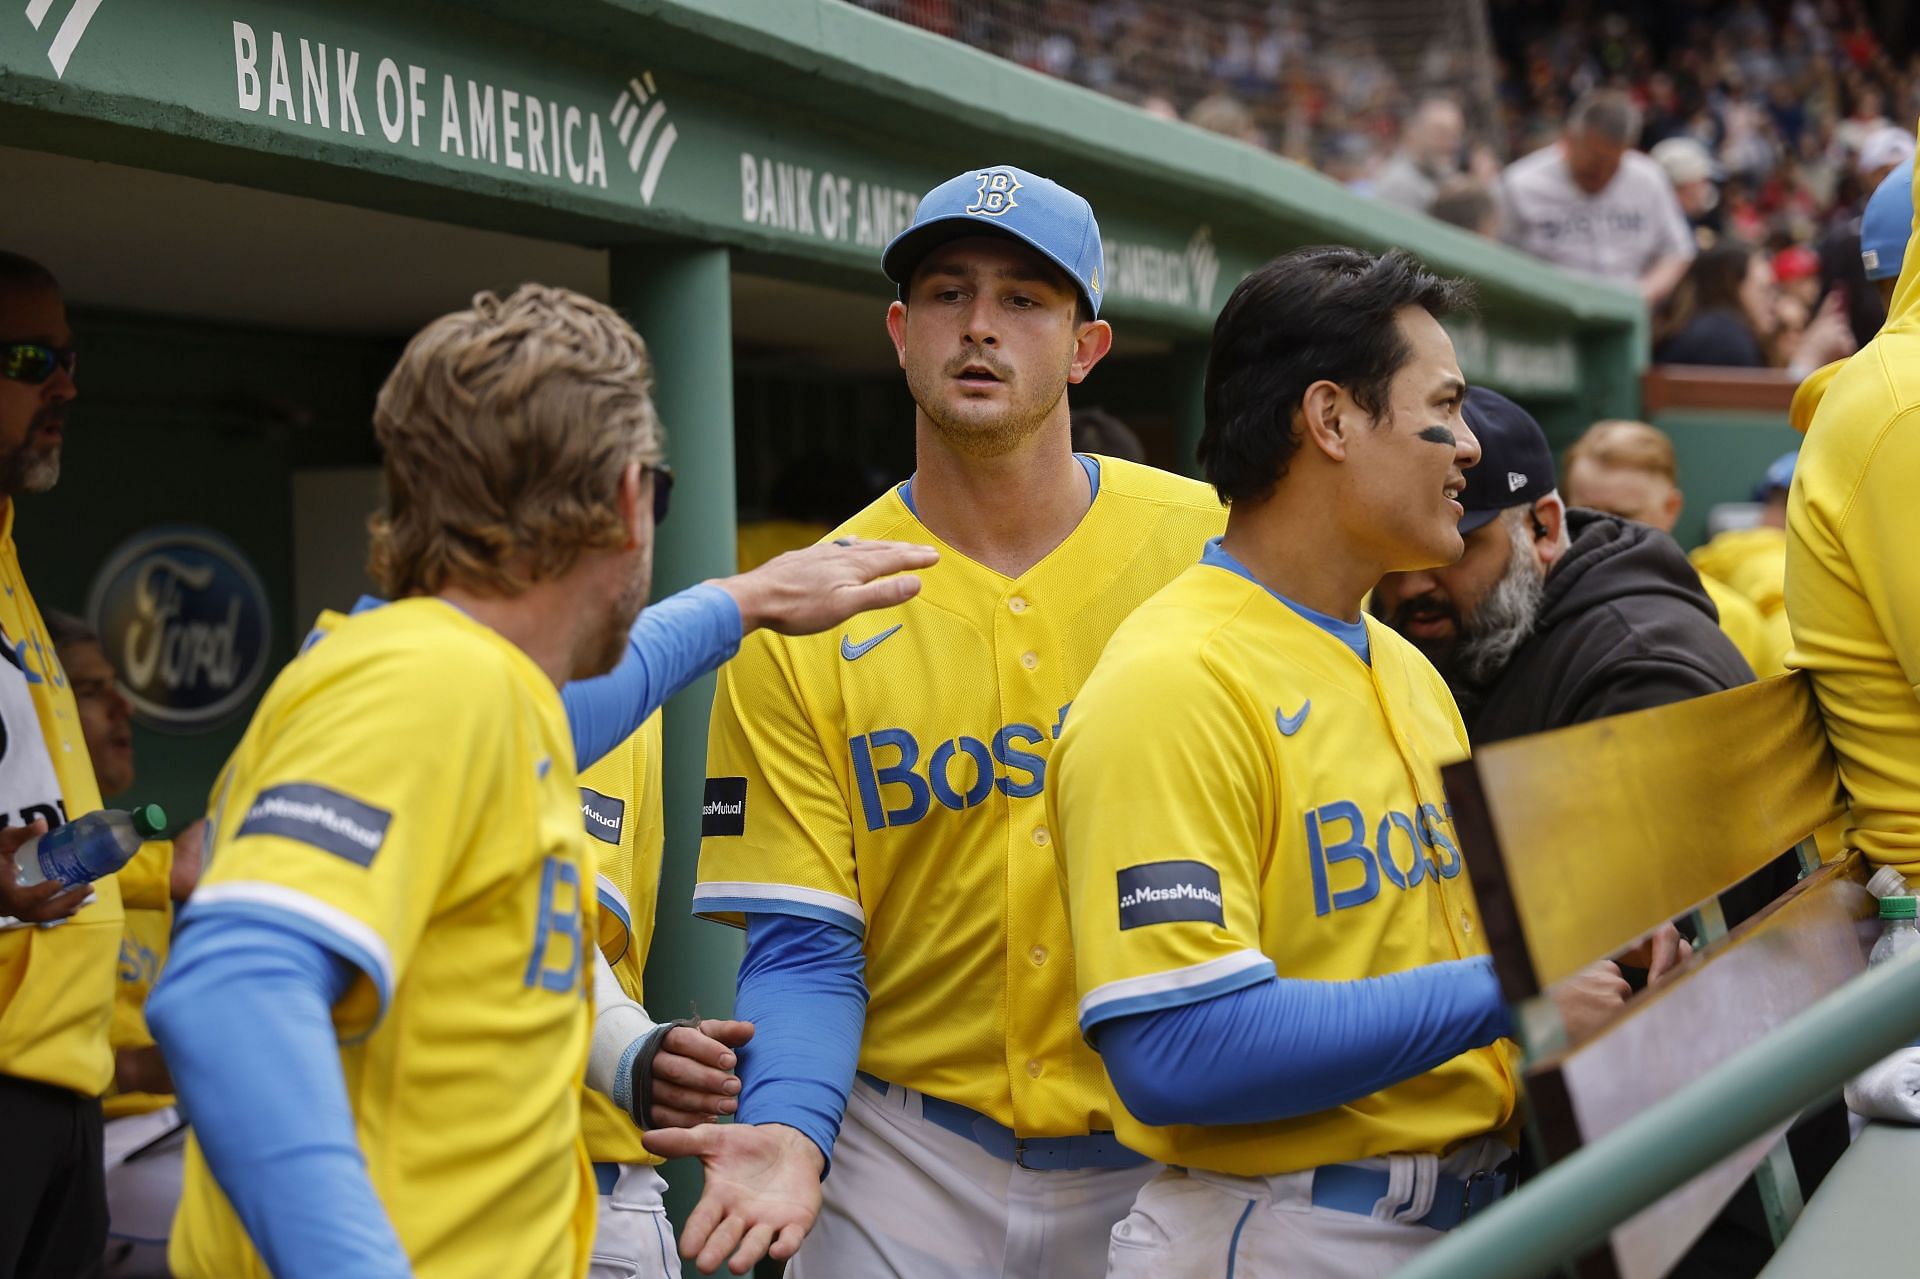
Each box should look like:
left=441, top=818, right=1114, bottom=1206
left=4, top=0, right=1645, bottom=418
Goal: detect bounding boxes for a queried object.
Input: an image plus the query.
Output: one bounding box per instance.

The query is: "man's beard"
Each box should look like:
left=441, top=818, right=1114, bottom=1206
left=906, top=350, right=1069, bottom=459
left=585, top=564, right=650, bottom=678
left=1389, top=517, right=1545, bottom=693
left=0, top=407, right=63, bottom=495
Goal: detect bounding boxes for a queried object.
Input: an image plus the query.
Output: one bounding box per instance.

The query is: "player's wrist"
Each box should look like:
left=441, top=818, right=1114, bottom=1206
left=761, top=1121, right=828, bottom=1176
left=708, top=574, right=768, bottom=636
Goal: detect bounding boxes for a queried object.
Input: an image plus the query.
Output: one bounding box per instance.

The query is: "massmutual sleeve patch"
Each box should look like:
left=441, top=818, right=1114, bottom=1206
left=236, top=782, right=393, bottom=867
left=579, top=787, right=626, bottom=845
left=1117, top=860, right=1226, bottom=930
left=702, top=777, right=748, bottom=837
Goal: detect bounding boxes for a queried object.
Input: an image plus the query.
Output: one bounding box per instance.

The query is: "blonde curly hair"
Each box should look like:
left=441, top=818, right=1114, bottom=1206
left=368, top=284, right=663, bottom=598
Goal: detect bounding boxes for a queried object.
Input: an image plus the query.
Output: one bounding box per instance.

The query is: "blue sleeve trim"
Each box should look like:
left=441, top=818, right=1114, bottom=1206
left=180, top=897, right=392, bottom=1038
left=147, top=917, right=410, bottom=1278
left=613, top=1033, right=646, bottom=1119
left=692, top=893, right=866, bottom=939
left=597, top=885, right=633, bottom=935
left=563, top=583, right=744, bottom=769
left=1079, top=960, right=1275, bottom=1037
left=1095, top=956, right=1513, bottom=1128
left=734, top=913, right=868, bottom=1172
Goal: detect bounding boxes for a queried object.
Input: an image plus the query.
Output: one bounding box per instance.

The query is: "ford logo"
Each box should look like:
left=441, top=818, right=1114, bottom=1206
left=86, top=526, right=273, bottom=732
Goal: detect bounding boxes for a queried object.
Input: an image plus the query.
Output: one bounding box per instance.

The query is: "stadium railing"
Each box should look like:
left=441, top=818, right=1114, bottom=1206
left=1393, top=673, right=1920, bottom=1278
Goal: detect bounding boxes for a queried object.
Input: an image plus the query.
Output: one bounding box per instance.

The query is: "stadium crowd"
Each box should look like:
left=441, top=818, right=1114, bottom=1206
left=854, top=0, right=1914, bottom=361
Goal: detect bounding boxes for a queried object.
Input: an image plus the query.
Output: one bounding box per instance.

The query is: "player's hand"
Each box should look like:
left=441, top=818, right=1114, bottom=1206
left=0, top=822, right=90, bottom=924
left=712, top=539, right=938, bottom=638
left=1548, top=959, right=1631, bottom=1043
left=642, top=1121, right=823, bottom=1275
left=1615, top=922, right=1692, bottom=986
left=170, top=818, right=207, bottom=902
left=647, top=1019, right=754, bottom=1128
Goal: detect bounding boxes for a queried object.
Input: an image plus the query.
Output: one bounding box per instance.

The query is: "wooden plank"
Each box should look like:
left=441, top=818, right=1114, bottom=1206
left=1459, top=674, right=1844, bottom=990
left=1523, top=857, right=1876, bottom=1279
left=1642, top=366, right=1799, bottom=413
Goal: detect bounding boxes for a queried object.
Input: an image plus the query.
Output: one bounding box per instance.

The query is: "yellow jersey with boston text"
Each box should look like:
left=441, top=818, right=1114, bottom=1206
left=0, top=503, right=117, bottom=1098
left=695, top=456, right=1224, bottom=1136
left=168, top=599, right=596, bottom=1279
left=1049, top=553, right=1519, bottom=1176
left=1788, top=146, right=1920, bottom=877
left=581, top=713, right=668, bottom=1167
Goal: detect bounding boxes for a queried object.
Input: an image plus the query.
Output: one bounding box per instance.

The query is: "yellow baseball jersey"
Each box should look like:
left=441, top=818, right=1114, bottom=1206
left=1789, top=158, right=1920, bottom=877
left=1050, top=545, right=1519, bottom=1176
left=581, top=713, right=667, bottom=1167
left=1699, top=573, right=1782, bottom=677
left=170, top=599, right=596, bottom=1279
left=696, top=456, right=1224, bottom=1135
left=103, top=838, right=175, bottom=1119
left=0, top=503, right=117, bottom=1097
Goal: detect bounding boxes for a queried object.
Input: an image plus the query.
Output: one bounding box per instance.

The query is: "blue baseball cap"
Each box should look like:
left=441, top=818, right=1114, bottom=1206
left=1860, top=156, right=1913, bottom=281
left=1457, top=388, right=1557, bottom=535
left=882, top=165, right=1105, bottom=317
left=1755, top=450, right=1797, bottom=499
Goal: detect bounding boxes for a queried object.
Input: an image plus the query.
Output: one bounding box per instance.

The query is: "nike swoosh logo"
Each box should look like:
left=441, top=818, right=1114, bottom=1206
left=841, top=624, right=903, bottom=661
left=1276, top=701, right=1311, bottom=737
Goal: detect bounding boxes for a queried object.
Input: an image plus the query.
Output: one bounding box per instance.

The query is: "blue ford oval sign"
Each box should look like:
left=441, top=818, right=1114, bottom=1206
left=86, top=526, right=273, bottom=732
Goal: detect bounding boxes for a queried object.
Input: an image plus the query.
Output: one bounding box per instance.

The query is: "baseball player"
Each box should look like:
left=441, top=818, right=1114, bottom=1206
left=1788, top=140, right=1920, bottom=883
left=1049, top=246, right=1626, bottom=1277
left=144, top=284, right=934, bottom=1279
left=649, top=166, right=1225, bottom=1279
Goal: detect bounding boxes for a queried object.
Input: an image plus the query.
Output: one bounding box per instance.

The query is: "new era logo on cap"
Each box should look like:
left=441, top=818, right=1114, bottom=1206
left=1508, top=471, right=1529, bottom=493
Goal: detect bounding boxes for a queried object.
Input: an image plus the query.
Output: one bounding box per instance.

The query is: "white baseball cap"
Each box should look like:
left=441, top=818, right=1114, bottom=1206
left=1651, top=137, right=1719, bottom=186
left=1857, top=124, right=1915, bottom=177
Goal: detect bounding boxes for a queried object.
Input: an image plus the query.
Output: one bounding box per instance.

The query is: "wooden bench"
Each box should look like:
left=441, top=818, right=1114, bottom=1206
left=1438, top=672, right=1875, bottom=1278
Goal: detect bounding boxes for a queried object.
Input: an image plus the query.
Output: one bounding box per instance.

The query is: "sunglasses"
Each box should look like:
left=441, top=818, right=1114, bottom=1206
left=2, top=342, right=76, bottom=386
left=646, top=463, right=674, bottom=526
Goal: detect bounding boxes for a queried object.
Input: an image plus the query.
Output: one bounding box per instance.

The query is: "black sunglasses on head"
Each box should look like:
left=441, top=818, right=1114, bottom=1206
left=2, top=342, right=76, bottom=385
left=646, top=463, right=674, bottom=525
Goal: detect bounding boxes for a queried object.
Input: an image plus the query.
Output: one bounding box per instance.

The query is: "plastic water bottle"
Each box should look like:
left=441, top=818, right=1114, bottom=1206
left=13, top=805, right=167, bottom=890
left=1869, top=894, right=1920, bottom=968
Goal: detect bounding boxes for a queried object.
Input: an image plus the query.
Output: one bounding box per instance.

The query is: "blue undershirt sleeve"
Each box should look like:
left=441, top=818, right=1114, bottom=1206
left=1095, top=955, right=1513, bottom=1128
left=563, top=583, right=743, bottom=769
left=733, top=913, right=868, bottom=1172
left=147, top=917, right=410, bottom=1279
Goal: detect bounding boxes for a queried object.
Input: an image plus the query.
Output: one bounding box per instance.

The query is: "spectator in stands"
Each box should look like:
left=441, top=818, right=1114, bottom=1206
left=1371, top=388, right=1752, bottom=743
left=46, top=610, right=202, bottom=1278
left=1186, top=88, right=1261, bottom=146
left=1429, top=178, right=1503, bottom=239
left=1816, top=124, right=1914, bottom=345
left=1499, top=90, right=1697, bottom=306
left=1559, top=421, right=1784, bottom=675
left=1653, top=243, right=1778, bottom=366
left=1368, top=96, right=1466, bottom=214
left=1859, top=155, right=1915, bottom=305
left=1651, top=137, right=1723, bottom=245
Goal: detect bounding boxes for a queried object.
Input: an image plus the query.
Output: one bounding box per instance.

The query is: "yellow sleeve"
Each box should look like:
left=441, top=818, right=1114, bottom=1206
left=1852, top=414, right=1920, bottom=689
left=693, top=633, right=861, bottom=934
left=108, top=840, right=174, bottom=1054
left=188, top=649, right=512, bottom=1039
left=1049, top=641, right=1276, bottom=1042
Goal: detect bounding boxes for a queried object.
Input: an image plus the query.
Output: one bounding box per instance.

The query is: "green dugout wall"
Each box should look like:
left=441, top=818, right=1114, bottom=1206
left=4, top=0, right=1644, bottom=1254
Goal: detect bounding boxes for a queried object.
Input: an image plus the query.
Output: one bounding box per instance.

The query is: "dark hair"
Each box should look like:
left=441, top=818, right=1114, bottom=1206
left=1568, top=90, right=1641, bottom=145
left=1069, top=407, right=1146, bottom=462
left=1655, top=242, right=1757, bottom=345
left=1199, top=246, right=1472, bottom=504
left=0, top=251, right=59, bottom=295
left=43, top=608, right=97, bottom=650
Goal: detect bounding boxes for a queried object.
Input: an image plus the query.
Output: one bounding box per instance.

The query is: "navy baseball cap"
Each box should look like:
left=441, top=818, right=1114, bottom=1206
left=1457, top=387, right=1557, bottom=535
left=882, top=165, right=1105, bottom=318
left=1861, top=156, right=1914, bottom=281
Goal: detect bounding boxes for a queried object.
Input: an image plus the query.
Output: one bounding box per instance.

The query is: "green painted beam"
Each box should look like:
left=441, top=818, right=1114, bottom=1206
left=1395, top=952, right=1920, bottom=1279
left=614, top=244, right=740, bottom=1271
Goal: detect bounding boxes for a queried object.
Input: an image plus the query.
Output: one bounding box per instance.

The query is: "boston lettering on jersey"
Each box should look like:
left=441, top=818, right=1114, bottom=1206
left=1306, top=800, right=1464, bottom=917
left=846, top=705, right=1073, bottom=831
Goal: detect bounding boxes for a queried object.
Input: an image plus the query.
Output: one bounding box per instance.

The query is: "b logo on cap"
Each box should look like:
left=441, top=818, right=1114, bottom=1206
left=967, top=169, right=1022, bottom=218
